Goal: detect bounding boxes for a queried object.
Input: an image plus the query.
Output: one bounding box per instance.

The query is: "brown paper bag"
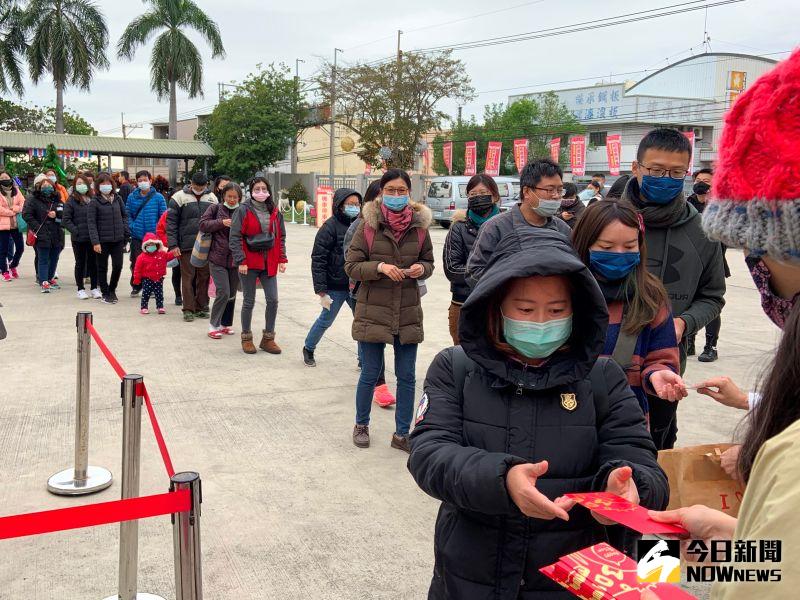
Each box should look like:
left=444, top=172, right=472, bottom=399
left=657, top=443, right=745, bottom=517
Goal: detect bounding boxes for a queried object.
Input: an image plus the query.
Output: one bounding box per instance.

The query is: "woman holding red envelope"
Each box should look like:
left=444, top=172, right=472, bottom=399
left=408, top=229, right=668, bottom=598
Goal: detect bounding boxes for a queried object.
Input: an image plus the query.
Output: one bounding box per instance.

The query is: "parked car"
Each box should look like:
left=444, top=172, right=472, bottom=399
left=425, top=176, right=520, bottom=229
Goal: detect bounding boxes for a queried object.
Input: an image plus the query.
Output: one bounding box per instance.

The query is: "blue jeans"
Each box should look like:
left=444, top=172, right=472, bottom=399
left=37, top=245, right=61, bottom=284
left=356, top=336, right=418, bottom=436
left=304, top=290, right=356, bottom=352
left=0, top=229, right=23, bottom=273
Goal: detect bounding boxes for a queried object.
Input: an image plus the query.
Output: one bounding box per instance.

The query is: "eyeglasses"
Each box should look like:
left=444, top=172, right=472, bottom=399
left=534, top=186, right=566, bottom=198
left=639, top=164, right=688, bottom=180
left=383, top=187, right=409, bottom=195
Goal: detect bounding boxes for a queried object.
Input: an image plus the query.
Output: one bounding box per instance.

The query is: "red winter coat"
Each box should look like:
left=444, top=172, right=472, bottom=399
left=156, top=211, right=169, bottom=247
left=228, top=200, right=287, bottom=276
left=133, top=233, right=170, bottom=284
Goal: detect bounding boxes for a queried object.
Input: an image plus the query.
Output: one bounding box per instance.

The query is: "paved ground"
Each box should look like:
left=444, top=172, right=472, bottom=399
left=0, top=221, right=778, bottom=599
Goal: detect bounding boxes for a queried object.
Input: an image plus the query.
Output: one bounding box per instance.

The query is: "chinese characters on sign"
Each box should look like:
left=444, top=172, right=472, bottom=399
left=569, top=136, right=586, bottom=177
left=464, top=141, right=477, bottom=176
left=513, top=138, right=529, bottom=173
left=606, top=134, right=622, bottom=176
left=315, top=185, right=334, bottom=228
left=442, top=142, right=453, bottom=175
left=728, top=70, right=747, bottom=91
left=549, top=137, right=561, bottom=164
left=484, top=141, right=502, bottom=176
left=682, top=130, right=696, bottom=176
left=684, top=539, right=782, bottom=583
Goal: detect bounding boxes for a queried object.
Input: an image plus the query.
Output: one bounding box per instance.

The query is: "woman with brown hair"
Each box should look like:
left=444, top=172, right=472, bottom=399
left=62, top=173, right=100, bottom=299
left=572, top=199, right=687, bottom=425
left=408, top=231, right=667, bottom=598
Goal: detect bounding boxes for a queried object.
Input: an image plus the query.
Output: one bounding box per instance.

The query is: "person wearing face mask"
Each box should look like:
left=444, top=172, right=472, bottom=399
left=125, top=170, right=167, bottom=298
left=166, top=172, right=218, bottom=321
left=582, top=180, right=604, bottom=206
left=62, top=174, right=101, bottom=299
left=302, top=187, right=363, bottom=366
left=408, top=234, right=667, bottom=599
left=345, top=168, right=435, bottom=452
left=229, top=176, right=287, bottom=354
left=466, top=158, right=571, bottom=287
left=200, top=182, right=243, bottom=339
left=558, top=182, right=585, bottom=228
left=44, top=168, right=68, bottom=203
left=443, top=174, right=501, bottom=345
left=0, top=167, right=25, bottom=282
left=88, top=173, right=130, bottom=304
left=622, top=128, right=725, bottom=450
left=22, top=174, right=65, bottom=292
left=132, top=233, right=169, bottom=314
left=573, top=199, right=686, bottom=425
left=647, top=49, right=800, bottom=599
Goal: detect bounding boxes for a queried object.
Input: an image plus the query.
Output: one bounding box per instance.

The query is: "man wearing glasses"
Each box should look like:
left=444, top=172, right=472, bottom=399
left=466, top=158, right=572, bottom=286
left=623, top=128, right=725, bottom=451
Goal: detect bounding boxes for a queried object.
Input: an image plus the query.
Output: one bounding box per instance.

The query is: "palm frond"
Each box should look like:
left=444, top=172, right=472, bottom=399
left=182, top=0, right=224, bottom=58
left=116, top=10, right=163, bottom=60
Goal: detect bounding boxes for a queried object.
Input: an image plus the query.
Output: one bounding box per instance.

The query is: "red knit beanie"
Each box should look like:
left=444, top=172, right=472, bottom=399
left=702, top=48, right=800, bottom=263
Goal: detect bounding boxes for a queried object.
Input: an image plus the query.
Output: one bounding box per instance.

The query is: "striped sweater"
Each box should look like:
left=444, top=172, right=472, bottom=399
left=602, top=300, right=680, bottom=418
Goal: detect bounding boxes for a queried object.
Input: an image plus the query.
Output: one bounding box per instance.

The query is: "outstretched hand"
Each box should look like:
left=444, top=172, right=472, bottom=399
left=506, top=461, right=574, bottom=521
left=650, top=370, right=688, bottom=402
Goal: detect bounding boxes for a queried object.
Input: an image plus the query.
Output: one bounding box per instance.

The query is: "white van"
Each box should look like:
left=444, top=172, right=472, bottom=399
left=425, top=176, right=520, bottom=229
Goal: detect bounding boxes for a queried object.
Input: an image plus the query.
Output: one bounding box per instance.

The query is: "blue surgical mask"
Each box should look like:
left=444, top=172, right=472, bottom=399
left=138, top=181, right=151, bottom=192
left=383, top=195, right=409, bottom=212
left=76, top=183, right=89, bottom=195
left=502, top=313, right=573, bottom=359
left=144, top=245, right=158, bottom=254
left=99, top=184, right=113, bottom=195
left=41, top=186, right=54, bottom=196
left=589, top=250, right=641, bottom=281
left=640, top=175, right=684, bottom=205
left=578, top=188, right=595, bottom=202
left=343, top=205, right=360, bottom=219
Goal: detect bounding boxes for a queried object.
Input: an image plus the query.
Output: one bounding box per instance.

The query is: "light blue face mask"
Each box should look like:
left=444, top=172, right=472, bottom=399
left=383, top=195, right=409, bottom=212
left=343, top=205, right=360, bottom=219
left=502, top=313, right=573, bottom=359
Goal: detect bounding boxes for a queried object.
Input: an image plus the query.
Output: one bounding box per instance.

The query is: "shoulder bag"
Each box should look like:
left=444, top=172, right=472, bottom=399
left=245, top=205, right=275, bottom=251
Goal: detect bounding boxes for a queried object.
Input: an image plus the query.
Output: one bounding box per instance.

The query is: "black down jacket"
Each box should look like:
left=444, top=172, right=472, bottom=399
left=22, top=192, right=64, bottom=248
left=443, top=210, right=479, bottom=303
left=311, top=187, right=361, bottom=293
left=408, top=231, right=668, bottom=600
left=62, top=193, right=92, bottom=243
left=88, top=193, right=129, bottom=245
left=166, top=185, right=218, bottom=251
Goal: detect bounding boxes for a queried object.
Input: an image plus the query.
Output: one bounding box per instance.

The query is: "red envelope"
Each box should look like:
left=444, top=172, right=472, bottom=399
left=565, top=492, right=689, bottom=536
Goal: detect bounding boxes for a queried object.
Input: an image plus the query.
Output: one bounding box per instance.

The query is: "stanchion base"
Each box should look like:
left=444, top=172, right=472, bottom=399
left=102, top=594, right=166, bottom=600
left=47, top=466, right=113, bottom=496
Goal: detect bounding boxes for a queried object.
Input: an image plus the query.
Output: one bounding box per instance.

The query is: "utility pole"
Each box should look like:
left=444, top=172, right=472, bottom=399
left=394, top=30, right=402, bottom=167
left=329, top=48, right=342, bottom=188
left=121, top=113, right=127, bottom=139
left=121, top=113, right=142, bottom=140
left=292, top=58, right=305, bottom=174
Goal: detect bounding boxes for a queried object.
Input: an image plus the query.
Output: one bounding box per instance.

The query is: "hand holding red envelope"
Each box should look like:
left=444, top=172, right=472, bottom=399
left=565, top=492, right=689, bottom=536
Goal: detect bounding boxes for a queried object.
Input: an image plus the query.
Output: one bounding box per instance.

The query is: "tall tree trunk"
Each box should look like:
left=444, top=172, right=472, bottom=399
left=55, top=80, right=64, bottom=134
left=168, top=77, right=178, bottom=186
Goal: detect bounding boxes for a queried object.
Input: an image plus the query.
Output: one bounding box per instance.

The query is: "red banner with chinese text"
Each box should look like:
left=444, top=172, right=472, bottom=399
left=569, top=135, right=586, bottom=176
left=464, top=141, right=477, bottom=176
left=682, top=130, right=696, bottom=176
left=606, top=134, right=622, bottom=176
left=442, top=142, right=453, bottom=175
left=485, top=141, right=502, bottom=176
left=513, top=138, right=528, bottom=173
left=549, top=137, right=561, bottom=164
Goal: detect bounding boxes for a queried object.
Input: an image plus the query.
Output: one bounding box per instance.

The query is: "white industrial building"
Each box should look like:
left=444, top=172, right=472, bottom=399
left=508, top=52, right=778, bottom=180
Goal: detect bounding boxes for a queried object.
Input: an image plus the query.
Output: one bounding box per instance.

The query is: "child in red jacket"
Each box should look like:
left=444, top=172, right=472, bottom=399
left=133, top=232, right=169, bottom=314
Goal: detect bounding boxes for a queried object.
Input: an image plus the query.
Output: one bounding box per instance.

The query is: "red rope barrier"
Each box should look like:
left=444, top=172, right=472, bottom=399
left=0, top=489, right=190, bottom=541
left=85, top=320, right=176, bottom=478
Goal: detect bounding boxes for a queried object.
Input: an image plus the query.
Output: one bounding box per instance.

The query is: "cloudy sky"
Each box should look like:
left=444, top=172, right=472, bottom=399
left=12, top=0, right=797, bottom=138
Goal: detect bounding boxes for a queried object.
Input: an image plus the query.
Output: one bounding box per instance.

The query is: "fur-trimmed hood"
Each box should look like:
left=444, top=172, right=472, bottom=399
left=141, top=231, right=165, bottom=251
left=451, top=209, right=468, bottom=224
left=362, top=198, right=433, bottom=231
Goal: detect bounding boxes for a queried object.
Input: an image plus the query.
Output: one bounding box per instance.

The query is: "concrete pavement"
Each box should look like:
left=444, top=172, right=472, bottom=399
left=0, top=221, right=777, bottom=599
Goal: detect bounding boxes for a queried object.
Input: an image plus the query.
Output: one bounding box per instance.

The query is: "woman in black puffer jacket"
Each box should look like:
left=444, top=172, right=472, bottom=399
left=302, top=187, right=362, bottom=366
left=409, top=230, right=668, bottom=599
left=88, top=172, right=129, bottom=303
left=21, top=174, right=64, bottom=291
left=63, top=173, right=99, bottom=298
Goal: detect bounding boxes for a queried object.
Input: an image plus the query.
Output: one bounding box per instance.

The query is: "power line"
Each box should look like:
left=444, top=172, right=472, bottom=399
left=404, top=0, right=548, bottom=34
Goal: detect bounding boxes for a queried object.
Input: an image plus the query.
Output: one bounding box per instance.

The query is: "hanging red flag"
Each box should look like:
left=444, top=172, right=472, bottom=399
left=549, top=137, right=561, bottom=164
left=569, top=136, right=586, bottom=177
left=464, top=141, right=477, bottom=176
left=606, top=134, right=622, bottom=176
left=682, top=130, right=696, bottom=176
left=485, top=141, right=502, bottom=176
left=513, top=138, right=529, bottom=173
left=442, top=141, right=453, bottom=175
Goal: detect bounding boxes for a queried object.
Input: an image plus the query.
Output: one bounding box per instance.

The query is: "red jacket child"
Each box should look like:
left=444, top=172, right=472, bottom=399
left=133, top=232, right=170, bottom=285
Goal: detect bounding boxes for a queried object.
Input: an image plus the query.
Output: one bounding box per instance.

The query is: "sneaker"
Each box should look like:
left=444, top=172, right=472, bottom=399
left=90, top=288, right=102, bottom=299
left=194, top=310, right=209, bottom=319
left=183, top=311, right=195, bottom=322
left=10, top=267, right=18, bottom=279
left=40, top=282, right=50, bottom=293
left=175, top=295, right=183, bottom=306
left=390, top=434, right=411, bottom=454
left=101, top=294, right=113, bottom=304
left=77, top=289, right=89, bottom=300
left=140, top=307, right=150, bottom=315
left=130, top=289, right=140, bottom=297
left=698, top=346, right=718, bottom=363
left=48, top=279, right=60, bottom=290
left=110, top=291, right=119, bottom=303
left=208, top=328, right=223, bottom=340
left=302, top=347, right=316, bottom=367
left=353, top=425, right=370, bottom=448
left=157, top=308, right=166, bottom=315
left=2, top=272, right=10, bottom=282
left=221, top=326, right=235, bottom=335
left=374, top=384, right=396, bottom=408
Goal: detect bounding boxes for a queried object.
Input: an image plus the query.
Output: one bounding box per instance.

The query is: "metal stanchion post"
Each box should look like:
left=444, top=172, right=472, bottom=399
left=290, top=203, right=296, bottom=224
left=48, top=311, right=113, bottom=495
left=104, top=375, right=165, bottom=600
left=171, top=472, right=203, bottom=600
left=303, top=203, right=308, bottom=226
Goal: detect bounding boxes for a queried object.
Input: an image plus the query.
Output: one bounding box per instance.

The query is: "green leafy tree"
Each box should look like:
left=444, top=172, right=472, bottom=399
left=433, top=92, right=584, bottom=176
left=197, top=64, right=305, bottom=182
left=0, top=98, right=96, bottom=134
left=316, top=50, right=475, bottom=170
left=118, top=0, right=225, bottom=185
left=286, top=180, right=308, bottom=206
left=0, top=0, right=27, bottom=95
left=24, top=0, right=109, bottom=134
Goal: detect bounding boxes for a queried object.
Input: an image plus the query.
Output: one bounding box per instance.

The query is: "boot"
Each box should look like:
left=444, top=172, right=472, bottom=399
left=241, top=332, right=257, bottom=354
left=259, top=331, right=282, bottom=354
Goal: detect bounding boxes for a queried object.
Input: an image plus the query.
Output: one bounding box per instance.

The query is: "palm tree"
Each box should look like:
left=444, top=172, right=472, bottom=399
left=117, top=0, right=225, bottom=185
left=0, top=0, right=27, bottom=96
left=24, top=0, right=109, bottom=134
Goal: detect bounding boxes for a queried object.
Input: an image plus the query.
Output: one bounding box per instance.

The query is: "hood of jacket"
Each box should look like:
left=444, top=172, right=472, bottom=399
left=460, top=229, right=608, bottom=391
left=141, top=232, right=164, bottom=251
left=362, top=198, right=432, bottom=231
left=622, top=177, right=696, bottom=228
left=333, top=187, right=362, bottom=212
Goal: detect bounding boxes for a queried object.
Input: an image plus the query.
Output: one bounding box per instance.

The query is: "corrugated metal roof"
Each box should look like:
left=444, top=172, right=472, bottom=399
left=0, top=131, right=215, bottom=158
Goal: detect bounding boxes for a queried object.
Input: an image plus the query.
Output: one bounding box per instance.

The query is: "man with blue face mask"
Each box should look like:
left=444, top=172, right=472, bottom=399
left=466, top=158, right=572, bottom=287
left=125, top=170, right=167, bottom=296
left=622, top=128, right=725, bottom=450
